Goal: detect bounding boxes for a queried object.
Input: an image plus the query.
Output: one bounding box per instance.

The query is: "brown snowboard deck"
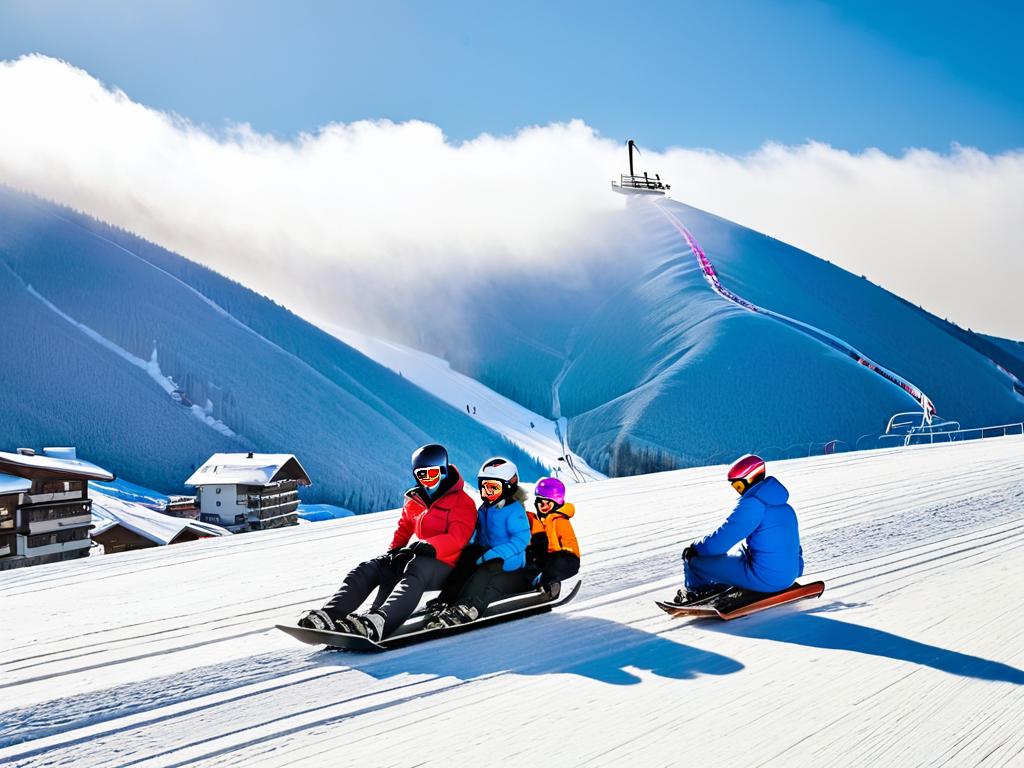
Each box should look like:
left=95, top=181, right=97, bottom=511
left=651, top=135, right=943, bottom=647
left=657, top=581, right=826, bottom=620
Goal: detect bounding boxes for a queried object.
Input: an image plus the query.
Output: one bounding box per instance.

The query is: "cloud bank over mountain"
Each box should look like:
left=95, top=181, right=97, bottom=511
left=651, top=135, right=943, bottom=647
left=1, top=55, right=1021, bottom=337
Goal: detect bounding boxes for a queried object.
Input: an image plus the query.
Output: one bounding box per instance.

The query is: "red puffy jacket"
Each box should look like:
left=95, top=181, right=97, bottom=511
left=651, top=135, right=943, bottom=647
left=389, top=465, right=477, bottom=566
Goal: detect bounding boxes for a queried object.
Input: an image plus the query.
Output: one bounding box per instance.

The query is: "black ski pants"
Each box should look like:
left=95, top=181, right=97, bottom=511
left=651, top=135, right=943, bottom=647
left=322, top=551, right=451, bottom=637
left=456, top=559, right=535, bottom=613
left=436, top=544, right=487, bottom=605
left=535, top=551, right=580, bottom=590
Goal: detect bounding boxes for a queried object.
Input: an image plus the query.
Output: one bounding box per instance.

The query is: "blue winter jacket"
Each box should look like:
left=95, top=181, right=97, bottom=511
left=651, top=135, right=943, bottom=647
left=474, top=497, right=531, bottom=572
left=694, top=476, right=804, bottom=588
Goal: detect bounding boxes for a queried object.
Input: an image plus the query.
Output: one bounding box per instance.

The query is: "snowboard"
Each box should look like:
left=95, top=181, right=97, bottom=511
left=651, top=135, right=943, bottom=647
left=278, top=580, right=582, bottom=652
left=656, top=580, right=825, bottom=620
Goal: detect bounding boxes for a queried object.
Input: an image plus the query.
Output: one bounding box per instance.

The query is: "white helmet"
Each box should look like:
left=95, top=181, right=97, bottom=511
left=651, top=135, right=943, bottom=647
left=478, top=457, right=519, bottom=495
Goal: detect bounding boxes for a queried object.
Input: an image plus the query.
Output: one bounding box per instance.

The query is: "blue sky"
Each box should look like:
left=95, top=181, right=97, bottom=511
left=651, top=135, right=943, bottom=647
left=0, top=0, right=1020, bottom=154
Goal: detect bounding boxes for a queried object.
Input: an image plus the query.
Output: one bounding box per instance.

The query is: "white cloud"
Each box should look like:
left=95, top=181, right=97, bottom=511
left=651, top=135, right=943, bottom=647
left=1, top=55, right=1022, bottom=339
left=661, top=142, right=1024, bottom=338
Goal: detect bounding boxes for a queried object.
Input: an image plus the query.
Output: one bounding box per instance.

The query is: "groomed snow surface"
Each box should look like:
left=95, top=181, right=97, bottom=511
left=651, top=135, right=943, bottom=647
left=2, top=436, right=1023, bottom=767
left=326, top=325, right=605, bottom=483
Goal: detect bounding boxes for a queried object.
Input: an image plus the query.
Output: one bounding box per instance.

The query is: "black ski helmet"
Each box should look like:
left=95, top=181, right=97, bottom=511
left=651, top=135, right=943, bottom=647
left=412, top=443, right=449, bottom=483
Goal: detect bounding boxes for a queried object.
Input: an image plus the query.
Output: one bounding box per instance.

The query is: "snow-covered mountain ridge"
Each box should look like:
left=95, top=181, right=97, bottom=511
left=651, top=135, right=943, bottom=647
left=2, top=435, right=1022, bottom=766
left=0, top=187, right=543, bottom=510
left=398, top=196, right=1024, bottom=475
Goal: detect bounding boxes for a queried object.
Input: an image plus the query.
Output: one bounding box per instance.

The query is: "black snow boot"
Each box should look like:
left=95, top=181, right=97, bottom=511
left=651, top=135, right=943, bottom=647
left=350, top=609, right=387, bottom=641
left=541, top=581, right=561, bottom=600
left=434, top=604, right=479, bottom=628
left=674, top=585, right=731, bottom=605
left=297, top=609, right=336, bottom=631
left=423, top=596, right=448, bottom=617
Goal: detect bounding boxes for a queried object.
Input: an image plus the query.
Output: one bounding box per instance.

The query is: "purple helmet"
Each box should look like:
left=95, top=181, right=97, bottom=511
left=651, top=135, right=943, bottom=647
left=534, top=477, right=565, bottom=506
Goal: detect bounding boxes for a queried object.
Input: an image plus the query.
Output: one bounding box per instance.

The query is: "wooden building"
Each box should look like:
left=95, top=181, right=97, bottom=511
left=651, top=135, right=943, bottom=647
left=165, top=495, right=200, bottom=519
left=0, top=474, right=31, bottom=559
left=0, top=447, right=114, bottom=570
left=185, top=452, right=312, bottom=532
left=90, top=494, right=228, bottom=554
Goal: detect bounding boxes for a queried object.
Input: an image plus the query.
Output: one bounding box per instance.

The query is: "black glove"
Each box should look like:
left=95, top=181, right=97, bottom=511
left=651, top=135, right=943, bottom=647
left=386, top=547, right=413, bottom=568
left=682, top=544, right=698, bottom=562
left=527, top=532, right=548, bottom=567
left=408, top=541, right=436, bottom=558
left=525, top=545, right=540, bottom=567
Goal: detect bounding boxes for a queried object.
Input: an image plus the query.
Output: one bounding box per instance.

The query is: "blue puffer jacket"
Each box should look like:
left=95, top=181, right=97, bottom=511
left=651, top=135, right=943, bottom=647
left=694, top=476, right=804, bottom=586
left=474, top=493, right=531, bottom=572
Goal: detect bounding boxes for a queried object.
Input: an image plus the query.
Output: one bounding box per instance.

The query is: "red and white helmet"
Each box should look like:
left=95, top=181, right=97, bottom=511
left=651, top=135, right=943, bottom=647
left=727, top=454, right=766, bottom=494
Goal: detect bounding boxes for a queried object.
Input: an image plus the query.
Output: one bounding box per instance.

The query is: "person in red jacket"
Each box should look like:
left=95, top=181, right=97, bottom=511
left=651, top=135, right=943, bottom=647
left=297, top=443, right=477, bottom=641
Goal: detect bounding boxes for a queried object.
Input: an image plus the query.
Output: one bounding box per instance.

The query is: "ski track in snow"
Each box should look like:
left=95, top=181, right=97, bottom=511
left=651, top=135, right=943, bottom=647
left=21, top=284, right=236, bottom=438
left=325, top=326, right=604, bottom=483
left=1, top=437, right=1023, bottom=766
left=650, top=200, right=938, bottom=420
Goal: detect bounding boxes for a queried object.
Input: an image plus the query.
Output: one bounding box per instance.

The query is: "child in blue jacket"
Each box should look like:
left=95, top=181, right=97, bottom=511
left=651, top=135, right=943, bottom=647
left=426, top=457, right=531, bottom=626
left=681, top=454, right=804, bottom=601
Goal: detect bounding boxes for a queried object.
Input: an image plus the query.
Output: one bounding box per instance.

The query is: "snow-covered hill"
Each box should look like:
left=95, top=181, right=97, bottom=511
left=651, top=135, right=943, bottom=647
left=393, top=196, right=1024, bottom=475
left=326, top=325, right=604, bottom=483
left=0, top=187, right=543, bottom=510
left=2, top=436, right=1022, bottom=766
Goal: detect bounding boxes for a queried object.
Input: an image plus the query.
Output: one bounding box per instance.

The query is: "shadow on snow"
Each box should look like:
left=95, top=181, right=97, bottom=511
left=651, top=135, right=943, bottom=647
left=327, top=614, right=744, bottom=686
left=704, top=604, right=1024, bottom=685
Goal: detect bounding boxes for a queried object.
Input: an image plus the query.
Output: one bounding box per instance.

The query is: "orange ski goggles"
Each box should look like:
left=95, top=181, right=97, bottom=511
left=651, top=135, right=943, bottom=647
left=479, top=479, right=504, bottom=497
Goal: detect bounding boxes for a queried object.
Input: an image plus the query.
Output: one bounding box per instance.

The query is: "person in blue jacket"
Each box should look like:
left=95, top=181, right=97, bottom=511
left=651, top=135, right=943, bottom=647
left=426, top=456, right=532, bottom=626
left=679, top=454, right=804, bottom=602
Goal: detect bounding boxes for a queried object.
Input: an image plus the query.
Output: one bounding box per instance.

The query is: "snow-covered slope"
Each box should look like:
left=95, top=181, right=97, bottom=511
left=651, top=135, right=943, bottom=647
left=399, top=196, right=1024, bottom=475
left=2, top=436, right=1022, bottom=766
left=0, top=187, right=543, bottom=510
left=327, top=326, right=604, bottom=482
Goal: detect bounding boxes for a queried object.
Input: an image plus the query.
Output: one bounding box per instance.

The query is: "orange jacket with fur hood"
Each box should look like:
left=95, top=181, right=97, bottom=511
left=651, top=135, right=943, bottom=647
left=528, top=503, right=580, bottom=557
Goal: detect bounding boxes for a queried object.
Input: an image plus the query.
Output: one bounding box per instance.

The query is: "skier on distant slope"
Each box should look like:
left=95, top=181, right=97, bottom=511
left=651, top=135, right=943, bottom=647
left=296, top=443, right=477, bottom=640
left=677, top=454, right=804, bottom=603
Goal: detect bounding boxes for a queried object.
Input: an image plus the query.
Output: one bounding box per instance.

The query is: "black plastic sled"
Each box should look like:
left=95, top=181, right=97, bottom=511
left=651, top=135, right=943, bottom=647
left=278, top=580, right=582, bottom=652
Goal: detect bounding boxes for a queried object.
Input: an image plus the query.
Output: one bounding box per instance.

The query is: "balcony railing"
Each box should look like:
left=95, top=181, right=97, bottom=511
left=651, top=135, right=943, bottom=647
left=616, top=173, right=670, bottom=192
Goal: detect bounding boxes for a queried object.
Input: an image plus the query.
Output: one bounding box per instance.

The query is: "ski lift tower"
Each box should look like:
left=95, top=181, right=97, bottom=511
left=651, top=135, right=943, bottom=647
left=611, top=139, right=670, bottom=196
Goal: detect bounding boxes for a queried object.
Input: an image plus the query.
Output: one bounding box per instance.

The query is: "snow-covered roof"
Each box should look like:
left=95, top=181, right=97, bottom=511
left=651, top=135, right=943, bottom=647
left=0, top=448, right=115, bottom=482
left=0, top=472, right=31, bottom=495
left=90, top=491, right=231, bottom=545
left=184, top=453, right=312, bottom=487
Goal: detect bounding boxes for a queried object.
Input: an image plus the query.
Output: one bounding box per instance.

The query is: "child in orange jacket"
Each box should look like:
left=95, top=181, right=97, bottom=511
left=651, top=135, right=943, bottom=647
left=527, top=477, right=580, bottom=598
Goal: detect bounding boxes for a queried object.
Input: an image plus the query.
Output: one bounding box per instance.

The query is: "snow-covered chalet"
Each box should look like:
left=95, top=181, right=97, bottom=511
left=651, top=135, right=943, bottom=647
left=185, top=452, right=311, bottom=532
left=0, top=447, right=114, bottom=570
left=90, top=494, right=230, bottom=554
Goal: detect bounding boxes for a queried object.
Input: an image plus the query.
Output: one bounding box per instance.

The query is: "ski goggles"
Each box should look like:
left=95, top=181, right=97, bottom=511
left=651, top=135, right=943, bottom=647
left=479, top=479, right=504, bottom=496
left=415, top=466, right=443, bottom=483
left=534, top=497, right=556, bottom=510
left=730, top=479, right=749, bottom=494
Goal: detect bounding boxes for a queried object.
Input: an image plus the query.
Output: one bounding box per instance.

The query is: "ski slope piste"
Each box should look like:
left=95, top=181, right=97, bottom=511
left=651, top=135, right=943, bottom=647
left=652, top=199, right=937, bottom=419
left=2, top=437, right=1023, bottom=766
